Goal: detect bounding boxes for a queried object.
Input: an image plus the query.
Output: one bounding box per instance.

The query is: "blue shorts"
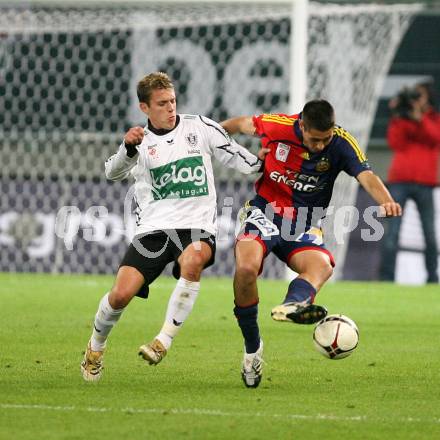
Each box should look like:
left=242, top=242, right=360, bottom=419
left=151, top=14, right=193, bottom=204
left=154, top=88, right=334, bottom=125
left=236, top=204, right=335, bottom=274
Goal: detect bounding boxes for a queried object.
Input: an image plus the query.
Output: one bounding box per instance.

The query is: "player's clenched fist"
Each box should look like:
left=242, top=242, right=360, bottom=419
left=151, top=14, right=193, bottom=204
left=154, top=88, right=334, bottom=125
left=124, top=126, right=144, bottom=146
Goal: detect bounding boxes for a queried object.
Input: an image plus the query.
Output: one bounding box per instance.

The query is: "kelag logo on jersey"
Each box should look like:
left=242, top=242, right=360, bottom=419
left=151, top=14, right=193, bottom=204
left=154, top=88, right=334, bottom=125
left=150, top=156, right=208, bottom=200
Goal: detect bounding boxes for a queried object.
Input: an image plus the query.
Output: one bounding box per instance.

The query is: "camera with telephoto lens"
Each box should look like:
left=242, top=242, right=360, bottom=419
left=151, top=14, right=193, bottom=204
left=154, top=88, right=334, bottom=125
left=392, top=87, right=421, bottom=119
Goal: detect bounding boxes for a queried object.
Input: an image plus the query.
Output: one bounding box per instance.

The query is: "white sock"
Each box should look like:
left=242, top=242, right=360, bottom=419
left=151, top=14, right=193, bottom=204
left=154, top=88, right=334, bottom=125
left=156, top=277, right=200, bottom=350
left=90, top=293, right=124, bottom=351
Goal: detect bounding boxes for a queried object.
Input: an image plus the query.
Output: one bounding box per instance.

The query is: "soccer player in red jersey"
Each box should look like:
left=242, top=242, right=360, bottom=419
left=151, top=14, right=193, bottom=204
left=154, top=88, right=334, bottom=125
left=221, top=100, right=402, bottom=388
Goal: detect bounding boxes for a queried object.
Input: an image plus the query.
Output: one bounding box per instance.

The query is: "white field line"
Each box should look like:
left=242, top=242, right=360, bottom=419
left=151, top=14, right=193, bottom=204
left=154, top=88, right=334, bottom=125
left=1, top=403, right=439, bottom=425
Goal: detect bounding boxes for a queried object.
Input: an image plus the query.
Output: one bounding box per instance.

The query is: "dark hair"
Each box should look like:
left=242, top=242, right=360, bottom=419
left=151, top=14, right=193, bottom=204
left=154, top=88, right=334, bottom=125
left=302, top=100, right=335, bottom=131
left=390, top=87, right=420, bottom=119
left=137, top=72, right=174, bottom=104
left=416, top=81, right=436, bottom=107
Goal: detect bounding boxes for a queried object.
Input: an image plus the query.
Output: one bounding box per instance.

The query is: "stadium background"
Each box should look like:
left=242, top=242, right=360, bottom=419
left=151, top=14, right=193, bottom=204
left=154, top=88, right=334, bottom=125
left=0, top=0, right=439, bottom=284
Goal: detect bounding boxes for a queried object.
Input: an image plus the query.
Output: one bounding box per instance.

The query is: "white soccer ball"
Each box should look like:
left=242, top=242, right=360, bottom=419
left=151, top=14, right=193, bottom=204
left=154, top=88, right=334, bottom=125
left=313, top=314, right=359, bottom=359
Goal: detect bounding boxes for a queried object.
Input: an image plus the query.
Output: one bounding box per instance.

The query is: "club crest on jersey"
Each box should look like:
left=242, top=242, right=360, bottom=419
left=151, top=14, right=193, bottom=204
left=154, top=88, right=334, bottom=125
left=276, top=143, right=290, bottom=162
left=185, top=133, right=198, bottom=147
left=315, top=157, right=330, bottom=172
left=148, top=144, right=158, bottom=157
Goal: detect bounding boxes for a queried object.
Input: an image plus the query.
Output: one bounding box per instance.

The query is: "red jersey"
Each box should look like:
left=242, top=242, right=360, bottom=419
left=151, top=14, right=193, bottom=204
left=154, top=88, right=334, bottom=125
left=251, top=113, right=370, bottom=218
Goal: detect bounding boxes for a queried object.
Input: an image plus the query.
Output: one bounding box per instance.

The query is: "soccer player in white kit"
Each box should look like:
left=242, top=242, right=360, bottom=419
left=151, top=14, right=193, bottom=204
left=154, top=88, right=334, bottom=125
left=81, top=72, right=264, bottom=381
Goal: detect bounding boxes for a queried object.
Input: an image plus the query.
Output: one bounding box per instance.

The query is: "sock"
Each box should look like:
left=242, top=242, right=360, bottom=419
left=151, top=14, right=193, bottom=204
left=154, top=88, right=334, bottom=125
left=234, top=302, right=260, bottom=354
left=90, top=293, right=124, bottom=351
left=284, top=278, right=317, bottom=304
left=156, top=277, right=200, bottom=350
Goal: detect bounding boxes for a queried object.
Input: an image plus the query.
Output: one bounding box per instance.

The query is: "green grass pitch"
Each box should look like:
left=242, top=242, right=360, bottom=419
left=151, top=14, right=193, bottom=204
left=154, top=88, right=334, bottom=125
left=1, top=273, right=439, bottom=439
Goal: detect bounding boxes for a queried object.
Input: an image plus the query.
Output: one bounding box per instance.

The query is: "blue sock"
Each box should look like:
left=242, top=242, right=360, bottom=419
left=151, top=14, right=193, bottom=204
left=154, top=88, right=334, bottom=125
left=284, top=278, right=317, bottom=304
left=234, top=303, right=260, bottom=354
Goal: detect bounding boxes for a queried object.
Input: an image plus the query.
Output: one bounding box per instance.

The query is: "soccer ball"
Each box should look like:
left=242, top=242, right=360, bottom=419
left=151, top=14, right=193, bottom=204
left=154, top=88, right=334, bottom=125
left=313, top=314, right=359, bottom=359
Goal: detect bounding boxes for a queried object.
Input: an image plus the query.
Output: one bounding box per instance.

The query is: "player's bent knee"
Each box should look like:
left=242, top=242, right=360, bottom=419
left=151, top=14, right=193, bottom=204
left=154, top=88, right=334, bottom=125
left=180, top=253, right=206, bottom=273
left=109, top=286, right=136, bottom=308
left=235, top=261, right=259, bottom=283
left=319, top=262, right=333, bottom=283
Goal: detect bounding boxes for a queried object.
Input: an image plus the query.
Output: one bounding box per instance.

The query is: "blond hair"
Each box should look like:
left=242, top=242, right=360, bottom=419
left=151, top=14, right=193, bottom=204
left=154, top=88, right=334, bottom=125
left=137, top=72, right=174, bottom=104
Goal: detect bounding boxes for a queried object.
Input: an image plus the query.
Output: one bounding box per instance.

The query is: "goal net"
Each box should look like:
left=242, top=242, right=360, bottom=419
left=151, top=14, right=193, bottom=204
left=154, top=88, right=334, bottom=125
left=0, top=1, right=420, bottom=278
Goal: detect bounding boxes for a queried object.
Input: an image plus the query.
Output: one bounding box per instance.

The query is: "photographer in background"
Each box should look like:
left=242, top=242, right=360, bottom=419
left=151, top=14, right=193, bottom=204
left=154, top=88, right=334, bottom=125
left=379, top=82, right=440, bottom=283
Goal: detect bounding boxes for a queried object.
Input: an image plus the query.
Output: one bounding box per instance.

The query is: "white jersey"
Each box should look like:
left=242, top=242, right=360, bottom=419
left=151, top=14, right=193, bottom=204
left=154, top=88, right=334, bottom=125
left=105, top=114, right=261, bottom=236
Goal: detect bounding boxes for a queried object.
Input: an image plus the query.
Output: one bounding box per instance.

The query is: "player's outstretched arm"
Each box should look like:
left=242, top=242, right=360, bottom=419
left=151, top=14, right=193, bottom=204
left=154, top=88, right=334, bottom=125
left=221, top=116, right=256, bottom=136
left=200, top=116, right=261, bottom=174
left=105, top=127, right=144, bottom=181
left=357, top=170, right=402, bottom=217
left=220, top=116, right=269, bottom=160
left=216, top=138, right=263, bottom=174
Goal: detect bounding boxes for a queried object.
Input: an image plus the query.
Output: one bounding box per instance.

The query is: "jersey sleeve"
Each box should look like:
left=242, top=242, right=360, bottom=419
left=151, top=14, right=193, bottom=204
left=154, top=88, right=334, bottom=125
left=252, top=114, right=266, bottom=137
left=252, top=113, right=297, bottom=139
left=104, top=141, right=139, bottom=181
left=335, top=128, right=371, bottom=177
left=199, top=115, right=262, bottom=174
